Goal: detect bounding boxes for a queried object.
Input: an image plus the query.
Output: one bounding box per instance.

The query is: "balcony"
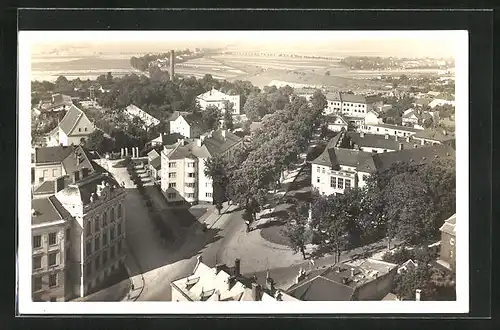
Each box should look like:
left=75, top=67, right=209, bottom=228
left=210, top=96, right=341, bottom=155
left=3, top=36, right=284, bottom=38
left=184, top=185, right=196, bottom=193
left=185, top=176, right=197, bottom=184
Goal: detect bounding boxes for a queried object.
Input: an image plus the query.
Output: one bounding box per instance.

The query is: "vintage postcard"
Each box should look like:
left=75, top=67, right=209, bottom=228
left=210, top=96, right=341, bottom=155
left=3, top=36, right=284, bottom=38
left=18, top=30, right=468, bottom=314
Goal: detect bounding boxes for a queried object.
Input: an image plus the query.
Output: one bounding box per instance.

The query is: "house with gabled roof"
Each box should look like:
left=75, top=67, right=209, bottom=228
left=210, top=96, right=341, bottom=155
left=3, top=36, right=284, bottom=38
left=326, top=114, right=348, bottom=132
left=311, top=132, right=455, bottom=196
left=196, top=88, right=241, bottom=115
left=47, top=104, right=95, bottom=147
left=169, top=111, right=207, bottom=138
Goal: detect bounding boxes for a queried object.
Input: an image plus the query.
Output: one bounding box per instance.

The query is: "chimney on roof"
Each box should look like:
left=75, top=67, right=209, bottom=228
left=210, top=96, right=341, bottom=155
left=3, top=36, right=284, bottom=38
left=214, top=290, right=220, bottom=301
left=394, top=135, right=398, bottom=141
left=81, top=167, right=90, bottom=179
left=227, top=275, right=236, bottom=291
left=73, top=170, right=80, bottom=183
left=359, top=132, right=364, bottom=138
left=234, top=259, right=241, bottom=277
left=31, top=208, right=37, bottom=216
left=406, top=136, right=410, bottom=142
left=415, top=289, right=421, bottom=301
left=384, top=134, right=389, bottom=140
left=421, top=139, right=425, bottom=145
left=55, top=176, right=67, bottom=193
left=221, top=130, right=226, bottom=140
left=251, top=283, right=260, bottom=301
left=399, top=143, right=404, bottom=151
left=215, top=263, right=225, bottom=274
left=342, top=277, right=349, bottom=285
left=350, top=268, right=355, bottom=277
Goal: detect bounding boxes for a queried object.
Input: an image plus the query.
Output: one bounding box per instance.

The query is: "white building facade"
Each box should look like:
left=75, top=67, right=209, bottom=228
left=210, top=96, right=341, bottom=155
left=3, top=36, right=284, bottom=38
left=196, top=88, right=241, bottom=115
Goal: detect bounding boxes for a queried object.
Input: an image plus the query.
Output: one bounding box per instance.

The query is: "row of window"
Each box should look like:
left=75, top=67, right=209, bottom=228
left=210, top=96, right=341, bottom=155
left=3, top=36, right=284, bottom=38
left=33, top=229, right=69, bottom=249
left=33, top=273, right=58, bottom=291
left=168, top=173, right=197, bottom=178
left=330, top=177, right=352, bottom=190
left=33, top=252, right=58, bottom=270
left=85, top=223, right=123, bottom=258
left=168, top=162, right=196, bottom=169
left=77, top=127, right=89, bottom=132
left=41, top=169, right=59, bottom=178
left=85, top=241, right=124, bottom=277
left=168, top=182, right=197, bottom=189
left=85, top=205, right=123, bottom=237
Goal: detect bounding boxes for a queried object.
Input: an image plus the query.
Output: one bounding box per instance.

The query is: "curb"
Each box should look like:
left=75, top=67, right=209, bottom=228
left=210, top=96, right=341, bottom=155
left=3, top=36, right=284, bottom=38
left=123, top=243, right=145, bottom=302
left=208, top=204, right=234, bottom=229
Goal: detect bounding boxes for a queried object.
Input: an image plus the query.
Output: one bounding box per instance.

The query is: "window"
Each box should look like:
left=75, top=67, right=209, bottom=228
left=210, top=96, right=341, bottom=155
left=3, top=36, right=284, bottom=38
left=168, top=183, right=177, bottom=189
left=86, top=241, right=92, bottom=257
left=187, top=163, right=195, bottom=168
left=86, top=221, right=92, bottom=237
left=34, top=276, right=42, bottom=291
left=316, top=177, right=320, bottom=183
left=384, top=149, right=387, bottom=153
left=33, top=235, right=42, bottom=249
left=187, top=173, right=196, bottom=178
left=167, top=193, right=176, bottom=199
left=103, top=250, right=108, bottom=264
left=86, top=263, right=92, bottom=277
left=43, top=170, right=48, bottom=178
left=94, top=236, right=100, bottom=250
left=49, top=274, right=57, bottom=287
left=33, top=256, right=42, bottom=270
left=118, top=204, right=122, bottom=218
left=317, top=167, right=320, bottom=173
left=168, top=162, right=176, bottom=168
left=95, top=256, right=100, bottom=270
left=322, top=167, right=325, bottom=174
left=330, top=177, right=336, bottom=188
left=48, top=252, right=57, bottom=267
left=362, top=175, right=369, bottom=181
left=48, top=232, right=57, bottom=246
left=78, top=128, right=82, bottom=132
left=66, top=247, right=70, bottom=262
left=84, top=127, right=88, bottom=132
left=168, top=173, right=176, bottom=178
left=94, top=217, right=100, bottom=232
left=110, top=226, right=115, bottom=241
left=118, top=223, right=122, bottom=235
left=117, top=241, right=122, bottom=253
left=372, top=149, right=378, bottom=153
left=103, top=233, right=108, bottom=246
left=450, top=238, right=455, bottom=246
left=449, top=250, right=454, bottom=259
left=52, top=169, right=57, bottom=177
left=337, top=178, right=344, bottom=189
left=206, top=193, right=213, bottom=198
left=103, top=212, right=108, bottom=227
left=110, top=208, right=115, bottom=222
left=345, top=179, right=351, bottom=190
left=110, top=246, right=115, bottom=259
left=187, top=183, right=196, bottom=188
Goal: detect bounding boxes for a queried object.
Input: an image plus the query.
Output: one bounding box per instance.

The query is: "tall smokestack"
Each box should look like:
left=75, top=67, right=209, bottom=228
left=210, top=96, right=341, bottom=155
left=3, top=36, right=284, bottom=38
left=170, top=50, right=175, bottom=81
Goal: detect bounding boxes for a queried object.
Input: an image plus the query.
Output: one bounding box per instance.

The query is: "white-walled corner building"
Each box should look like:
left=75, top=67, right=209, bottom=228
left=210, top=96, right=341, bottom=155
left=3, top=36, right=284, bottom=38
left=359, top=122, right=422, bottom=138
left=169, top=111, right=207, bottom=138
left=323, top=92, right=384, bottom=129
left=196, top=88, right=241, bottom=115
left=311, top=133, right=455, bottom=197
left=160, top=130, right=243, bottom=206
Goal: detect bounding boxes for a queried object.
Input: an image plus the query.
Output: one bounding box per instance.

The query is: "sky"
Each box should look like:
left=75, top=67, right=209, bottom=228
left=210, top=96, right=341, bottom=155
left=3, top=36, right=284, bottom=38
left=28, top=31, right=461, bottom=58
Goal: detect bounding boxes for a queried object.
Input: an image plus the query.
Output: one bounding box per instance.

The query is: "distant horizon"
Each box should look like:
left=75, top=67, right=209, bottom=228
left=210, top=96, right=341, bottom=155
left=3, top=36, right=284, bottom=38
left=27, top=31, right=460, bottom=59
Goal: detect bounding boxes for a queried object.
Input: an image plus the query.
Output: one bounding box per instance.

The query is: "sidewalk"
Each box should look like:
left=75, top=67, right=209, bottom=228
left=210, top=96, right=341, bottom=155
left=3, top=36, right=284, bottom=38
left=122, top=251, right=145, bottom=301
left=198, top=202, right=237, bottom=229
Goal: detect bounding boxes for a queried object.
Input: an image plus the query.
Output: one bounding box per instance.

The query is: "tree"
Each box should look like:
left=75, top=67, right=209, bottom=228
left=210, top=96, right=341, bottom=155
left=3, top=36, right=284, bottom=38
left=243, top=93, right=271, bottom=122
left=85, top=130, right=113, bottom=153
left=202, top=105, right=222, bottom=131
left=204, top=155, right=230, bottom=215
left=325, top=71, right=331, bottom=76
left=282, top=202, right=311, bottom=259
left=223, top=110, right=234, bottom=131
left=393, top=264, right=437, bottom=300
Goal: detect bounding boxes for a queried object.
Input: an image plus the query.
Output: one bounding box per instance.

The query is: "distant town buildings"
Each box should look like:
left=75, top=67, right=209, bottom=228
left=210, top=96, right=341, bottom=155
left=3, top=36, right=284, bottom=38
left=196, top=88, right=241, bottom=115
left=47, top=105, right=95, bottom=147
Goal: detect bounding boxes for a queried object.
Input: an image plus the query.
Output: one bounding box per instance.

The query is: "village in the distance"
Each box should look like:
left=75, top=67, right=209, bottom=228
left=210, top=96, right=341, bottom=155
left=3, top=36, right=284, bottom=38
left=29, top=43, right=457, bottom=304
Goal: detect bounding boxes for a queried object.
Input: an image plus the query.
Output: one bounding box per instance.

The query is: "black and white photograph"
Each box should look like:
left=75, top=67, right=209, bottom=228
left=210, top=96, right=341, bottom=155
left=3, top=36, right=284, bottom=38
left=18, top=29, right=469, bottom=314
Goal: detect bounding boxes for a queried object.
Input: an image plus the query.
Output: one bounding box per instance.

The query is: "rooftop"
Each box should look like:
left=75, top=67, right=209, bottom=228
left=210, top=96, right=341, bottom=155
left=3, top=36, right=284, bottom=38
left=347, top=132, right=416, bottom=151
left=31, top=195, right=72, bottom=226
left=58, top=104, right=86, bottom=135
left=35, top=145, right=74, bottom=164
left=55, top=172, right=122, bottom=206
left=366, top=122, right=422, bottom=133
left=439, top=213, right=456, bottom=235
left=413, top=129, right=455, bottom=142
left=203, top=130, right=242, bottom=157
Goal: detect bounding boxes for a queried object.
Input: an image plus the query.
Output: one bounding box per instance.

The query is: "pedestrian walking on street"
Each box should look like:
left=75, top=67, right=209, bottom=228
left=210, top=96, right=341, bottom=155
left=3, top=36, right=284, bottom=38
left=245, top=220, right=250, bottom=233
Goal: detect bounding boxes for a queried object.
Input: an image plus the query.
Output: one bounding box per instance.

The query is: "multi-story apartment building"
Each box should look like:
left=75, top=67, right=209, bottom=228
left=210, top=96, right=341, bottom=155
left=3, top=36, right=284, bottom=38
left=47, top=104, right=95, bottom=147
left=311, top=133, right=455, bottom=196
left=31, top=196, right=73, bottom=302
left=160, top=129, right=243, bottom=205
left=53, top=169, right=127, bottom=298
left=196, top=88, right=241, bottom=115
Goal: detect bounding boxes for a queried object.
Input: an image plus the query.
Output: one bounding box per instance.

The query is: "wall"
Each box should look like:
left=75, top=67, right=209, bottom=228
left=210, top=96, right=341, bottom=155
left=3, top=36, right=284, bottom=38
left=311, top=164, right=356, bottom=196
left=355, top=267, right=397, bottom=301
left=170, top=117, right=191, bottom=138
left=328, top=123, right=347, bottom=132
left=170, top=282, right=190, bottom=302
left=34, top=163, right=63, bottom=184
left=362, top=125, right=418, bottom=138
left=32, top=222, right=69, bottom=301
left=341, top=101, right=367, bottom=117
left=198, top=157, right=212, bottom=203
left=439, top=231, right=455, bottom=267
